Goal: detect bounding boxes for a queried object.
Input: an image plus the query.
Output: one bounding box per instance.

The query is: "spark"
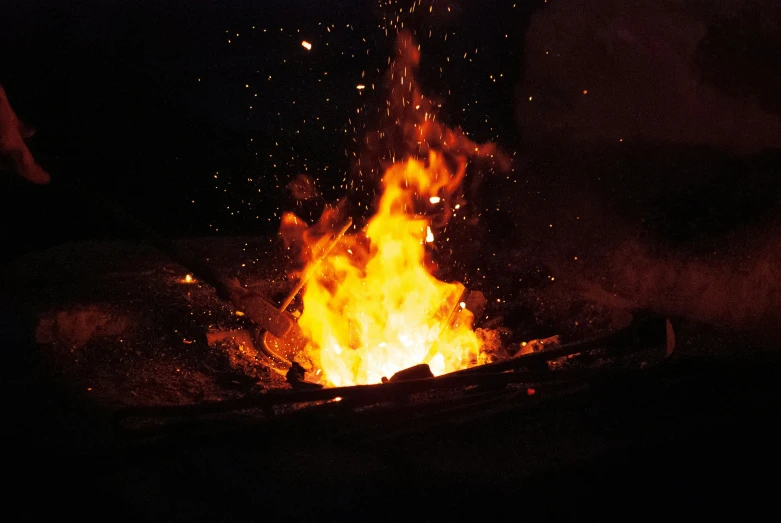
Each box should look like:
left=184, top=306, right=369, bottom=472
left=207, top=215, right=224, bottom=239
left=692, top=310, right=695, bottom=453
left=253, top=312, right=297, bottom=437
left=301, top=40, right=312, bottom=50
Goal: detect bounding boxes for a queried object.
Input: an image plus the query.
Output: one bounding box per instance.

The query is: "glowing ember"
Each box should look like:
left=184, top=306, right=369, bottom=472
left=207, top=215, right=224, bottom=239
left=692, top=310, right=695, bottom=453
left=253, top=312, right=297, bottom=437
left=301, top=40, right=312, bottom=50
left=296, top=152, right=480, bottom=387
left=181, top=274, right=195, bottom=284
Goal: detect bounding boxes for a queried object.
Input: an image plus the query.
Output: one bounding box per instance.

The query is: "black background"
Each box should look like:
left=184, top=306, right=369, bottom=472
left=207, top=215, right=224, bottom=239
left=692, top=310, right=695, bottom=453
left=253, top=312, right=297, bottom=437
left=1, top=0, right=536, bottom=259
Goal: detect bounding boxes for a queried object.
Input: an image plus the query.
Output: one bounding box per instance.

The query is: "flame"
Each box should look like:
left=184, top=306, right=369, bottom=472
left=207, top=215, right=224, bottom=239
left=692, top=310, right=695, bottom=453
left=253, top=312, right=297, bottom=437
left=280, top=31, right=510, bottom=387
left=297, top=151, right=480, bottom=386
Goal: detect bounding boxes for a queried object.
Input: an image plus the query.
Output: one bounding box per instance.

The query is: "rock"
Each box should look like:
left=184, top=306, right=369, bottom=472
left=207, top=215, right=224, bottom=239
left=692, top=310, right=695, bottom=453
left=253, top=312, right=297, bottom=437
left=286, top=361, right=323, bottom=389
left=516, top=335, right=561, bottom=357
left=388, top=363, right=434, bottom=383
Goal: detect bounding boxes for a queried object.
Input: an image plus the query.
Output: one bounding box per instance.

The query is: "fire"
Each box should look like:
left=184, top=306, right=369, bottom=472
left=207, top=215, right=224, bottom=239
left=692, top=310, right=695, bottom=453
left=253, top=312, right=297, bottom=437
left=296, top=152, right=480, bottom=387
left=280, top=31, right=510, bottom=387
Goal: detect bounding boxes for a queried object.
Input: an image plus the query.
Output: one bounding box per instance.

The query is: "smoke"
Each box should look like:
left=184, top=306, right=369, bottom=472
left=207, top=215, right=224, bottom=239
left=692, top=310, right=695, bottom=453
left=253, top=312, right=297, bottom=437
left=347, top=30, right=510, bottom=227
left=515, top=0, right=781, bottom=154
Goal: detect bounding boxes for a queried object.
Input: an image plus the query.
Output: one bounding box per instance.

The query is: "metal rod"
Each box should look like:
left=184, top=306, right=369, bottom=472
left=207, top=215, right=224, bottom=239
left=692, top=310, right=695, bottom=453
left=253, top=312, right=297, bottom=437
left=278, top=218, right=353, bottom=311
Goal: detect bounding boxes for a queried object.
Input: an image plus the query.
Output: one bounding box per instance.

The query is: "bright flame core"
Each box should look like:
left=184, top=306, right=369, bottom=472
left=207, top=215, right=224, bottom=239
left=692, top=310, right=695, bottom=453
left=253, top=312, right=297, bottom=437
left=296, top=152, right=479, bottom=386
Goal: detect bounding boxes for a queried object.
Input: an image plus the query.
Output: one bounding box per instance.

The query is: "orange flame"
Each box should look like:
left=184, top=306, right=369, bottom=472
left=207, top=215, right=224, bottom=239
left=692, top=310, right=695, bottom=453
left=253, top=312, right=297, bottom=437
left=297, top=151, right=479, bottom=386
left=281, top=31, right=509, bottom=387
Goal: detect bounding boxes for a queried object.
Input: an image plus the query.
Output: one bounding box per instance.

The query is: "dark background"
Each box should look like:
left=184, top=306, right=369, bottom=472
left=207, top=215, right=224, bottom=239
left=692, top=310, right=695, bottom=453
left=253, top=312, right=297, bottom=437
left=3, top=0, right=781, bottom=338
left=3, top=0, right=781, bottom=267
left=0, top=0, right=534, bottom=259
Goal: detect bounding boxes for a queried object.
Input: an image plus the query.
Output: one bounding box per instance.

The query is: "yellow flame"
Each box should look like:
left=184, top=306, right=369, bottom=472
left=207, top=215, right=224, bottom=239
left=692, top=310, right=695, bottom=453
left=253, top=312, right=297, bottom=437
left=297, top=152, right=480, bottom=386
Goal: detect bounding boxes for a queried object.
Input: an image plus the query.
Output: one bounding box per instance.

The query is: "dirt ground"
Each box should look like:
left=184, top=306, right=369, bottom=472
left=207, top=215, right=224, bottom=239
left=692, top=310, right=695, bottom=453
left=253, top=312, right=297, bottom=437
left=2, top=231, right=780, bottom=521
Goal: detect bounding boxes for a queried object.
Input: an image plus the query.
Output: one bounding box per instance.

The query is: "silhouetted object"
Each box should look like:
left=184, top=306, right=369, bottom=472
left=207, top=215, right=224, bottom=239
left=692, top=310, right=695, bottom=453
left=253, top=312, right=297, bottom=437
left=0, top=84, right=50, bottom=185
left=286, top=361, right=323, bottom=390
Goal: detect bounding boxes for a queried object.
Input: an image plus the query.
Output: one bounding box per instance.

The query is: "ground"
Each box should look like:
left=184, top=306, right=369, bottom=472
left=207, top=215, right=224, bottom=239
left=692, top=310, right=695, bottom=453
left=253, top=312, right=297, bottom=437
left=3, top=234, right=781, bottom=520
